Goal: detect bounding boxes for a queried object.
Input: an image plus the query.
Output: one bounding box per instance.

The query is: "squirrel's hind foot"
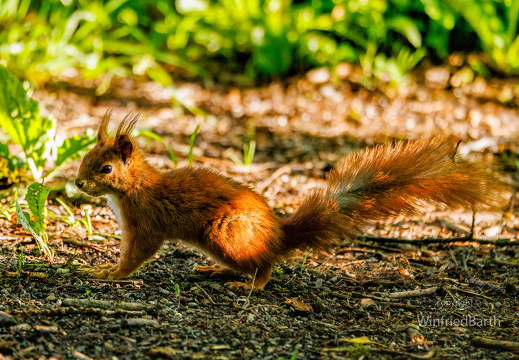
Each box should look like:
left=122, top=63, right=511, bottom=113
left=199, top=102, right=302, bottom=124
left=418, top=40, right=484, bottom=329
left=92, top=263, right=117, bottom=278
left=226, top=267, right=273, bottom=290
left=226, top=279, right=265, bottom=290
left=194, top=264, right=236, bottom=279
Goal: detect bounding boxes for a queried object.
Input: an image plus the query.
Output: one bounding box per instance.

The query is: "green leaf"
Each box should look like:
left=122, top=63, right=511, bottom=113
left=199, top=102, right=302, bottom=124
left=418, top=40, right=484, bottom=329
left=15, top=192, right=43, bottom=239
left=138, top=129, right=164, bottom=142
left=15, top=205, right=32, bottom=234
left=387, top=16, right=422, bottom=48
left=15, top=189, right=53, bottom=258
left=56, top=134, right=96, bottom=168
left=252, top=29, right=293, bottom=75
left=0, top=143, right=25, bottom=171
left=0, top=143, right=9, bottom=158
left=138, top=130, right=177, bottom=167
left=25, top=182, right=51, bottom=223
left=188, top=125, right=200, bottom=166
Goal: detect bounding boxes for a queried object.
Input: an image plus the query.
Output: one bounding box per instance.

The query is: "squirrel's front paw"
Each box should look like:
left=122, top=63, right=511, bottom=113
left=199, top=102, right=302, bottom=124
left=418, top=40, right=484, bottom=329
left=92, top=263, right=117, bottom=278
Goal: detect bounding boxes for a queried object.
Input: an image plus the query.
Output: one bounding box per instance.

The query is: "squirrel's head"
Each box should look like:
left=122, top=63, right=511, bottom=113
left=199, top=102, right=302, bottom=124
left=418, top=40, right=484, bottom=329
left=75, top=111, right=141, bottom=197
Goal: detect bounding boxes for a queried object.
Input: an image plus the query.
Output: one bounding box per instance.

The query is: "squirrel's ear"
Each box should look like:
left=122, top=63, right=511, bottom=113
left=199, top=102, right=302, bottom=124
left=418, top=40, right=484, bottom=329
left=115, top=134, right=133, bottom=164
left=115, top=111, right=139, bottom=164
left=98, top=110, right=112, bottom=145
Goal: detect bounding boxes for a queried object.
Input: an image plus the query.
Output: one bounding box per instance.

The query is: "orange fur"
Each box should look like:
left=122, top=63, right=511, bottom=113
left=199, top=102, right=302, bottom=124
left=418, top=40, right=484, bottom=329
left=75, top=113, right=509, bottom=289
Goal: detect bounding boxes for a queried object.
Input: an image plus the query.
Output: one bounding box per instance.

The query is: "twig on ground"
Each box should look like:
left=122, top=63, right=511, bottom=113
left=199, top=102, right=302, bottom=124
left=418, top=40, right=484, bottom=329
left=10, top=307, right=147, bottom=317
left=445, top=287, right=495, bottom=301
left=233, top=268, right=258, bottom=310
left=347, top=239, right=404, bottom=253
left=73, top=350, right=95, bottom=360
left=61, top=298, right=157, bottom=312
left=438, top=219, right=471, bottom=235
left=62, top=238, right=107, bottom=251
left=492, top=255, right=519, bottom=267
left=371, top=348, right=437, bottom=359
left=256, top=165, right=292, bottom=191
left=472, top=337, right=519, bottom=351
left=90, top=278, right=144, bottom=286
left=336, top=247, right=387, bottom=256
left=387, top=287, right=439, bottom=299
left=362, top=235, right=518, bottom=246
left=195, top=283, right=216, bottom=305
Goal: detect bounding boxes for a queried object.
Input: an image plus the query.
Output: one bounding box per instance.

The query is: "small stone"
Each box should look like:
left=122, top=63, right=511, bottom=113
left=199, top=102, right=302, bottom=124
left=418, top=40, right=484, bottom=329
left=209, top=283, right=224, bottom=291
left=34, top=325, right=59, bottom=333
left=425, top=67, right=450, bottom=89
left=158, top=287, right=170, bottom=295
left=11, top=323, right=31, bottom=332
left=0, top=311, right=17, bottom=326
left=124, top=318, right=159, bottom=327
left=307, top=67, right=331, bottom=84
left=335, top=62, right=353, bottom=79
left=285, top=298, right=313, bottom=312
left=360, top=298, right=377, bottom=309
left=148, top=346, right=177, bottom=359
left=46, top=295, right=57, bottom=302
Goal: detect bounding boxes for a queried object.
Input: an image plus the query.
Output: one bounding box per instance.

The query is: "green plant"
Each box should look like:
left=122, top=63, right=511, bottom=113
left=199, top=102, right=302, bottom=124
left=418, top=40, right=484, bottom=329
left=16, top=250, right=25, bottom=273
left=138, top=129, right=177, bottom=167
left=55, top=197, right=76, bottom=225
left=80, top=206, right=93, bottom=238
left=228, top=139, right=256, bottom=167
left=277, top=344, right=302, bottom=360
left=0, top=203, right=12, bottom=221
left=170, top=281, right=181, bottom=295
left=187, top=125, right=200, bottom=166
left=342, top=343, right=371, bottom=357
left=0, top=0, right=431, bottom=86
left=3, top=0, right=519, bottom=94
left=300, top=250, right=311, bottom=272
left=15, top=182, right=53, bottom=258
left=0, top=65, right=95, bottom=182
left=442, top=0, right=519, bottom=74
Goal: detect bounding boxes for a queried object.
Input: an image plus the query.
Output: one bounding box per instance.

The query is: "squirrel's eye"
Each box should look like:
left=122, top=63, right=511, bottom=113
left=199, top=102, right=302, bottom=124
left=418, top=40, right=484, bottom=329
left=101, top=165, right=112, bottom=174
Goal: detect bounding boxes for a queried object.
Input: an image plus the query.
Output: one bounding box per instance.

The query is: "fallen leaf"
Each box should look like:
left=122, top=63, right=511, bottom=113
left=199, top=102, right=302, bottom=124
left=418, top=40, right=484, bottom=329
left=285, top=298, right=313, bottom=312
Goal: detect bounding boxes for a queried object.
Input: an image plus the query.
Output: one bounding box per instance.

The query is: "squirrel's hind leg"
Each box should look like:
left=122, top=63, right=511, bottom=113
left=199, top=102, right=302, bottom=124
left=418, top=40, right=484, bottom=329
left=226, top=267, right=273, bottom=290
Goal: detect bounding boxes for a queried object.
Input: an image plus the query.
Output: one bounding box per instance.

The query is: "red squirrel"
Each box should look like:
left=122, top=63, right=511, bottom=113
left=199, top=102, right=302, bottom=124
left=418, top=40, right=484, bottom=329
left=75, top=112, right=508, bottom=289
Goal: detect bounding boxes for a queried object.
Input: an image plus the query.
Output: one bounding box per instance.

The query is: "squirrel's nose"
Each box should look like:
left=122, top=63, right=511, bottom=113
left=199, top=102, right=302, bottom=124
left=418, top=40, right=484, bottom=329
left=75, top=179, right=84, bottom=189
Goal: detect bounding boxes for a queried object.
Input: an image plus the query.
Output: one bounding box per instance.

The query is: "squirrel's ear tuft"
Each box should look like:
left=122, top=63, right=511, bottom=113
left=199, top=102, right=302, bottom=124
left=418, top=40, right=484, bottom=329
left=113, top=111, right=139, bottom=163
left=98, top=109, right=113, bottom=145
left=116, top=111, right=140, bottom=139
left=116, top=134, right=133, bottom=164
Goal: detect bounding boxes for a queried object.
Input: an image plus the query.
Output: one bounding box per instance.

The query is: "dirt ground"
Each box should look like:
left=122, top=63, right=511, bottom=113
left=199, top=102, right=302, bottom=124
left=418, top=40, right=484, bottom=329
left=1, top=59, right=519, bottom=359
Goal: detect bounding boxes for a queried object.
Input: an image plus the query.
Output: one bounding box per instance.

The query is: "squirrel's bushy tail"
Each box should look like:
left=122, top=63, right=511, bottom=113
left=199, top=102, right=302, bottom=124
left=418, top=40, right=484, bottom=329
left=280, top=137, right=508, bottom=253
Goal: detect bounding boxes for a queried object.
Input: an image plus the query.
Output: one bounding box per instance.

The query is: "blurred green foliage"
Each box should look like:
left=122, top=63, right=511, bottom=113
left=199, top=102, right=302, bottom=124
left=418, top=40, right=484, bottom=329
left=0, top=0, right=518, bottom=88
left=0, top=65, right=95, bottom=183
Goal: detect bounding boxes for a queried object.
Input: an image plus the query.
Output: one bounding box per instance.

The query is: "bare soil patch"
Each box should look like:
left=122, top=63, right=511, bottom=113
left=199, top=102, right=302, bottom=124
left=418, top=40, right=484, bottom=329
left=1, top=66, right=518, bottom=359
